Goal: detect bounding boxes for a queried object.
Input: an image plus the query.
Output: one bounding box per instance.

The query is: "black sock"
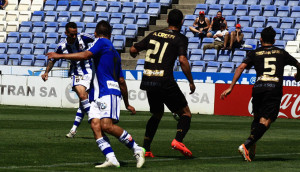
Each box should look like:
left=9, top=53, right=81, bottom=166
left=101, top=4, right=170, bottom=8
left=175, top=115, right=191, bottom=142
left=143, top=115, right=161, bottom=152
left=244, top=121, right=268, bottom=149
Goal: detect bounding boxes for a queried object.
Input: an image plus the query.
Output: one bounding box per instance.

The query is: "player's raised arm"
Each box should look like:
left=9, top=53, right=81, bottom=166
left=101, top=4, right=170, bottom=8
left=179, top=55, right=195, bottom=94
left=47, top=51, right=93, bottom=61
left=220, top=63, right=247, bottom=99
left=41, top=60, right=56, bottom=82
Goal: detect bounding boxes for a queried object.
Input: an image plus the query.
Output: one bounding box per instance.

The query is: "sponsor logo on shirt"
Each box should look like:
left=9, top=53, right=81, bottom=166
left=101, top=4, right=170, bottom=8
left=107, top=81, right=120, bottom=91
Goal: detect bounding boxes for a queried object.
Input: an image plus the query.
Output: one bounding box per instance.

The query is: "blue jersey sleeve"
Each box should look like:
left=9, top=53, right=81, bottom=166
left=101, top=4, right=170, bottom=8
left=81, top=33, right=95, bottom=44
left=55, top=44, right=63, bottom=54
left=88, top=38, right=102, bottom=56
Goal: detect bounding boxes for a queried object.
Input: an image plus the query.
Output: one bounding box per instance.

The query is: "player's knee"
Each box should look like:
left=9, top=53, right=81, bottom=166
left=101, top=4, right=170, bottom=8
left=101, top=123, right=114, bottom=134
left=90, top=120, right=101, bottom=132
left=78, top=92, right=88, bottom=100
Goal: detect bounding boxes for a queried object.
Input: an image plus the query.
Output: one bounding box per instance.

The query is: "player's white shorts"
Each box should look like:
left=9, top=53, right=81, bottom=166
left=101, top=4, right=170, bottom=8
left=72, top=74, right=92, bottom=91
left=89, top=95, right=121, bottom=123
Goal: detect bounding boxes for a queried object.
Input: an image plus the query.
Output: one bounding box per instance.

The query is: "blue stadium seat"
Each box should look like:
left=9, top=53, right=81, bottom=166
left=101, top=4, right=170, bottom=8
left=203, top=49, right=217, bottom=61
left=44, top=11, right=57, bottom=22
left=47, top=43, right=57, bottom=53
left=259, top=0, right=272, bottom=5
left=84, top=23, right=97, bottom=34
left=218, top=50, right=231, bottom=62
left=235, top=5, right=248, bottom=16
left=220, top=62, right=234, bottom=73
left=33, top=32, right=45, bottom=44
left=82, top=1, right=95, bottom=12
left=70, top=12, right=83, bottom=22
left=274, top=40, right=286, bottom=49
left=34, top=43, right=47, bottom=55
left=124, top=24, right=138, bottom=38
left=0, top=54, right=7, bottom=65
left=44, top=1, right=56, bottom=11
left=83, top=11, right=96, bottom=23
left=206, top=61, right=220, bottom=72
left=7, top=43, right=20, bottom=54
left=266, top=17, right=280, bottom=28
left=95, top=1, right=108, bottom=12
left=19, top=21, right=32, bottom=32
left=280, top=17, right=294, bottom=29
left=231, top=50, right=246, bottom=62
left=201, top=37, right=214, bottom=49
left=134, top=2, right=148, bottom=14
left=294, top=18, right=300, bottom=29
left=148, top=3, right=161, bottom=17
left=188, top=37, right=200, bottom=49
left=135, top=59, right=145, bottom=70
left=20, top=43, right=34, bottom=55
left=6, top=32, right=19, bottom=43
left=57, top=11, right=70, bottom=22
left=60, top=59, right=69, bottom=68
left=205, top=0, right=218, bottom=4
left=34, top=55, right=47, bottom=66
left=225, top=16, right=237, bottom=27
left=110, top=13, right=123, bottom=25
left=194, top=4, right=208, bottom=15
left=244, top=39, right=257, bottom=50
left=242, top=27, right=254, bottom=39
left=97, top=12, right=110, bottom=22
left=56, top=1, right=69, bottom=11
left=219, top=0, right=232, bottom=5
left=160, top=0, right=172, bottom=6
left=112, top=35, right=126, bottom=50
left=75, top=22, right=85, bottom=33
left=252, top=16, right=265, bottom=28
left=32, top=22, right=45, bottom=33
left=263, top=5, right=276, bottom=17
left=277, top=6, right=290, bottom=17
left=8, top=54, right=21, bottom=65
left=21, top=55, right=34, bottom=66
left=112, top=24, right=125, bottom=36
left=246, top=0, right=258, bottom=5
left=274, top=0, right=286, bottom=6
left=58, top=22, right=68, bottom=33
left=69, top=1, right=82, bottom=12
left=46, top=32, right=59, bottom=44
left=239, top=16, right=251, bottom=27
left=208, top=4, right=221, bottom=16
left=146, top=0, right=158, bottom=3
left=274, top=28, right=283, bottom=39
left=108, top=1, right=121, bottom=13
left=20, top=32, right=32, bottom=43
left=123, top=13, right=136, bottom=24
left=191, top=60, right=205, bottom=72
left=122, top=2, right=134, bottom=13
left=291, top=6, right=300, bottom=18
left=183, top=15, right=196, bottom=26
left=232, top=0, right=246, bottom=5
left=282, top=29, right=297, bottom=41
left=136, top=14, right=150, bottom=28
left=222, top=4, right=235, bottom=16
left=287, top=0, right=299, bottom=6
left=0, top=43, right=7, bottom=54
left=45, top=22, right=58, bottom=33
left=249, top=5, right=262, bottom=16
left=31, top=11, right=44, bottom=22
left=189, top=49, right=203, bottom=61
left=180, top=26, right=186, bottom=35
left=228, top=26, right=236, bottom=32
left=254, top=27, right=264, bottom=39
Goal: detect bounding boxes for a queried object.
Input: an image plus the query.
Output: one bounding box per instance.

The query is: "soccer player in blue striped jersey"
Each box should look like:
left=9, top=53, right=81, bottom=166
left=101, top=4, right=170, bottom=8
left=42, top=22, right=95, bottom=138
left=47, top=20, right=145, bottom=168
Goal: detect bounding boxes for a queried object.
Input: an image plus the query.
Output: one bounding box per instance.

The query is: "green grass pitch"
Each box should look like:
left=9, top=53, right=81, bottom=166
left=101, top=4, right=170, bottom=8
left=1, top=105, right=300, bottom=171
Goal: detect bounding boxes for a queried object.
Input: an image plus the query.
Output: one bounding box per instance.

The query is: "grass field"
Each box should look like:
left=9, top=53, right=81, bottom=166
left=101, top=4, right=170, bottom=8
left=1, top=105, right=300, bottom=171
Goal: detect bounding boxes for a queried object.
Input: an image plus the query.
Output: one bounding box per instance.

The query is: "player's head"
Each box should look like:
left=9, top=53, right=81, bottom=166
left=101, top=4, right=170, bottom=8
left=260, top=26, right=276, bottom=45
left=95, top=20, right=112, bottom=38
left=217, top=11, right=222, bottom=18
left=65, top=22, right=78, bottom=44
left=167, top=9, right=183, bottom=28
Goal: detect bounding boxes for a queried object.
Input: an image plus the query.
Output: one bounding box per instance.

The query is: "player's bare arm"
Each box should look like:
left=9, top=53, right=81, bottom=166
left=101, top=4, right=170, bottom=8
left=179, top=55, right=195, bottom=94
left=129, top=46, right=139, bottom=58
left=47, top=51, right=93, bottom=61
left=118, top=77, right=136, bottom=115
left=41, top=60, right=55, bottom=82
left=220, top=63, right=247, bottom=100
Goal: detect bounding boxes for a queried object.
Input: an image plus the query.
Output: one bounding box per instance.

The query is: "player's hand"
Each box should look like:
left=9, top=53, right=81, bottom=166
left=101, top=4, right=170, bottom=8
left=220, top=88, right=232, bottom=100
left=41, top=73, right=48, bottom=82
left=294, top=73, right=300, bottom=82
left=189, top=83, right=196, bottom=94
left=46, top=52, right=60, bottom=60
left=126, top=105, right=136, bottom=115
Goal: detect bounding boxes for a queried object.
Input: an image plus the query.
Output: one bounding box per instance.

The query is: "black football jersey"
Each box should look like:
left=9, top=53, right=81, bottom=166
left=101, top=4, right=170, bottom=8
left=133, top=29, right=188, bottom=90
left=243, top=46, right=298, bottom=88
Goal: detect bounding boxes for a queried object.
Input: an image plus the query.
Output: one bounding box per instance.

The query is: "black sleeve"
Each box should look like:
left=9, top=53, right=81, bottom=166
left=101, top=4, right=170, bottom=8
left=178, top=36, right=188, bottom=57
left=284, top=50, right=299, bottom=67
left=133, top=33, right=152, bottom=51
left=243, top=50, right=255, bottom=70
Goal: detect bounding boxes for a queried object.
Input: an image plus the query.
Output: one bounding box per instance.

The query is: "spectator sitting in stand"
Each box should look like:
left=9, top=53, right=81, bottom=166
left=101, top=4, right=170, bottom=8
left=189, top=11, right=210, bottom=39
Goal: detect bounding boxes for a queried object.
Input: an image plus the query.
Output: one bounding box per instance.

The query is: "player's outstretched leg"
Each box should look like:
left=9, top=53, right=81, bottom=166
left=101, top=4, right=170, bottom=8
left=66, top=107, right=83, bottom=138
left=118, top=130, right=145, bottom=168
left=143, top=114, right=162, bottom=157
left=95, top=135, right=120, bottom=168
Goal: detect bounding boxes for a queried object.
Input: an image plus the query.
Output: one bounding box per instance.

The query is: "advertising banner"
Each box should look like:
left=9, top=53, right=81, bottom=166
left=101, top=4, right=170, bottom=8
left=0, top=65, right=68, bottom=77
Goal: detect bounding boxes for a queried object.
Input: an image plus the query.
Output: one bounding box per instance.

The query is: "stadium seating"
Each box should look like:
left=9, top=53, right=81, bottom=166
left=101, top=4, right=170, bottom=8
left=70, top=12, right=83, bottom=23
left=20, top=55, right=34, bottom=66
left=20, top=44, right=34, bottom=55
left=135, top=59, right=145, bottom=70
left=46, top=33, right=59, bottom=44
left=188, top=37, right=200, bottom=49
left=252, top=16, right=265, bottom=28
left=201, top=38, right=214, bottom=49
left=259, top=0, right=272, bottom=6
left=33, top=32, right=46, bottom=44
left=242, top=27, right=255, bottom=39
left=31, top=11, right=44, bottom=22
left=31, top=0, right=44, bottom=11
left=19, top=11, right=32, bottom=22
left=32, top=22, right=45, bottom=33
left=231, top=50, right=246, bottom=63
left=206, top=61, right=220, bottom=72
left=208, top=4, right=221, bottom=16
left=19, top=32, right=33, bottom=44
left=194, top=4, right=208, bottom=15
left=108, top=1, right=121, bottom=13
left=0, top=43, right=7, bottom=54
left=112, top=35, right=126, bottom=50
left=239, top=16, right=251, bottom=27
left=112, top=24, right=125, bottom=35
left=123, top=13, right=136, bottom=25
left=95, top=1, right=108, bottom=12
left=97, top=12, right=110, bottom=22
left=34, top=55, right=47, bottom=66
left=0, top=32, right=6, bottom=42
left=282, top=29, right=297, bottom=41
left=280, top=17, right=294, bottom=29
left=0, top=21, right=6, bottom=32
left=263, top=5, right=276, bottom=17
left=44, top=1, right=57, bottom=11
left=45, top=22, right=58, bottom=33
left=82, top=1, right=95, bottom=12
left=110, top=13, right=123, bottom=25
left=191, top=60, right=206, bottom=72
left=287, top=0, right=299, bottom=6
left=183, top=15, right=196, bottom=26
left=225, top=16, right=237, bottom=27
left=246, top=0, right=258, bottom=5
left=7, top=43, right=20, bottom=54
left=218, top=50, right=231, bottom=62
left=236, top=5, right=248, bottom=16
left=56, top=1, right=69, bottom=11
left=203, top=49, right=217, bottom=61
left=84, top=23, right=97, bottom=34
left=136, top=14, right=150, bottom=28
left=5, top=0, right=18, bottom=11
left=6, top=11, right=19, bottom=21
left=0, top=54, right=7, bottom=65
left=134, top=2, right=148, bottom=14
left=222, top=4, right=235, bottom=16
left=6, top=32, right=19, bottom=43
left=219, top=62, right=234, bottom=73
left=57, top=11, right=70, bottom=22
left=148, top=3, right=161, bottom=17
left=124, top=24, right=138, bottom=38
left=47, top=43, right=57, bottom=53
left=8, top=54, right=21, bottom=66
left=69, top=1, right=82, bottom=12
left=58, top=22, right=68, bottom=33
left=274, top=0, right=286, bottom=6
left=83, top=12, right=97, bottom=23
left=190, top=49, right=203, bottom=61
left=249, top=5, right=262, bottom=16
left=33, top=43, right=47, bottom=55
left=274, top=40, right=286, bottom=49
left=266, top=17, right=280, bottom=28
left=291, top=6, right=300, bottom=18
left=122, top=2, right=134, bottom=13
left=219, top=0, right=232, bottom=5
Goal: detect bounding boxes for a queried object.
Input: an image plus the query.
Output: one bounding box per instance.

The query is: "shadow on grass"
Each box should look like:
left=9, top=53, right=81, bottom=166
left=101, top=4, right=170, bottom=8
left=255, top=157, right=292, bottom=162
left=155, top=155, right=196, bottom=160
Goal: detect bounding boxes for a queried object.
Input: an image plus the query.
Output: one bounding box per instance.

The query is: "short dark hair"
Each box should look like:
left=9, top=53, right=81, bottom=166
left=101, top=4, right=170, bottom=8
left=167, top=9, right=183, bottom=27
left=95, top=20, right=112, bottom=37
left=261, top=26, right=276, bottom=44
left=65, top=22, right=77, bottom=32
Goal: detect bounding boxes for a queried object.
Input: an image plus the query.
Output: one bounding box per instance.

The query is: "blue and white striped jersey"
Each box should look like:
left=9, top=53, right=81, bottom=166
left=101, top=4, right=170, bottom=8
left=88, top=38, right=123, bottom=100
left=55, top=33, right=95, bottom=76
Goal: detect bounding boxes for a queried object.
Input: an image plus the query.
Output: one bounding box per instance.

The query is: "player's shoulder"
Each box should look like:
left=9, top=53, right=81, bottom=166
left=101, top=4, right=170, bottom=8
left=57, top=39, right=67, bottom=47
left=79, top=32, right=95, bottom=39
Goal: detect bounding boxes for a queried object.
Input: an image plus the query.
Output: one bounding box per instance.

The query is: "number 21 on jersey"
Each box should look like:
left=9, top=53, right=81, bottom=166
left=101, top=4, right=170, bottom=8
left=145, top=39, right=168, bottom=64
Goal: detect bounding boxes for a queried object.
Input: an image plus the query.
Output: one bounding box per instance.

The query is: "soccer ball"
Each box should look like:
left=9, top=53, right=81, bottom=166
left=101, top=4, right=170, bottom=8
left=172, top=113, right=180, bottom=121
